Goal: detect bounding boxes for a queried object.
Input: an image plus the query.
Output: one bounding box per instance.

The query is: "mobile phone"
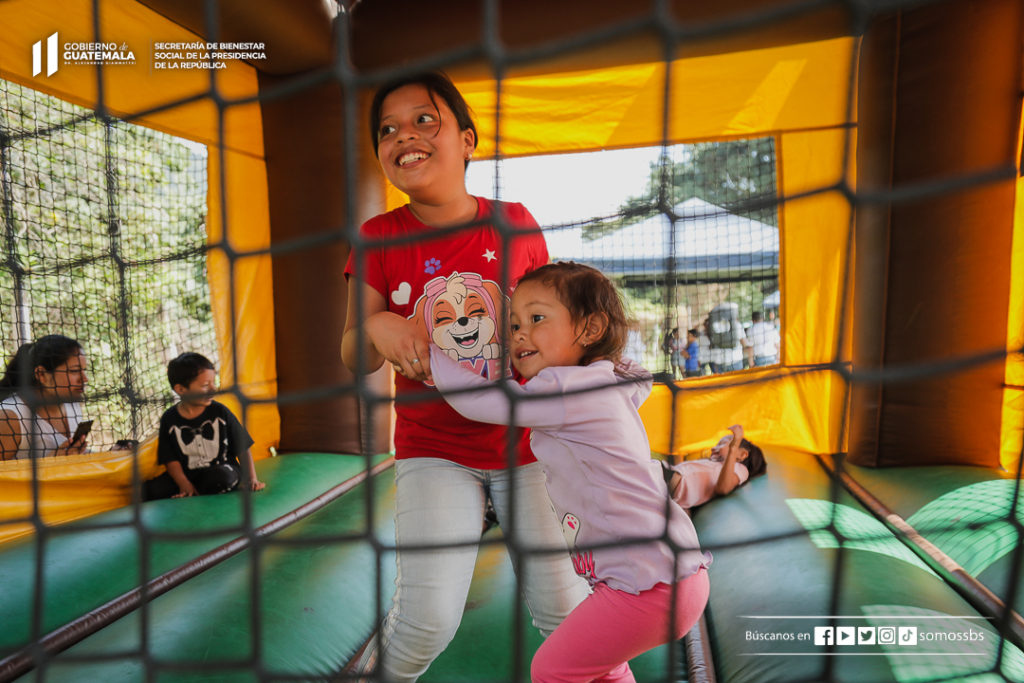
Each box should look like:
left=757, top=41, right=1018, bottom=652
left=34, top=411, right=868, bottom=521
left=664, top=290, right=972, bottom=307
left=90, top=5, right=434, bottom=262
left=72, top=419, right=93, bottom=443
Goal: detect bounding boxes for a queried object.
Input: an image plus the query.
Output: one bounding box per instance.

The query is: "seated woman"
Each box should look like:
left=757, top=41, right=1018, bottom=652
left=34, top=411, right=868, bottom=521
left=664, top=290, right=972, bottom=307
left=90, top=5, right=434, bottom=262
left=662, top=424, right=767, bottom=509
left=0, top=335, right=89, bottom=460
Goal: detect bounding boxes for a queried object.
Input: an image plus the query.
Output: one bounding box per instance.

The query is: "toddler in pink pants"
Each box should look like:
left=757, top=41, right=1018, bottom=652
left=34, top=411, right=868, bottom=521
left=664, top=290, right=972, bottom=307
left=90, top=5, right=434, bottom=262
left=429, top=262, right=712, bottom=681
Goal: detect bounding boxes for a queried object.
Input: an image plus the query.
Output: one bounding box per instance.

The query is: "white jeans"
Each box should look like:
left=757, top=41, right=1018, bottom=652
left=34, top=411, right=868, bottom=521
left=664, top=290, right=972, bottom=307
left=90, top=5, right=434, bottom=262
left=377, top=457, right=589, bottom=682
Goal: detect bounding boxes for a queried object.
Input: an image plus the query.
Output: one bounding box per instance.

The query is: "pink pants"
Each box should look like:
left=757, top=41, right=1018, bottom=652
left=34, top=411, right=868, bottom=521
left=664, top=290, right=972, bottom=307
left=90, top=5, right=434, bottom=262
left=531, top=568, right=710, bottom=683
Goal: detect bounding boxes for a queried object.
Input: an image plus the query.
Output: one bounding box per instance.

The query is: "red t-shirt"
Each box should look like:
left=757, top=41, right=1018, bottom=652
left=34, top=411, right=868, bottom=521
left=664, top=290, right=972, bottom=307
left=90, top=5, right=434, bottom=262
left=344, top=197, right=549, bottom=469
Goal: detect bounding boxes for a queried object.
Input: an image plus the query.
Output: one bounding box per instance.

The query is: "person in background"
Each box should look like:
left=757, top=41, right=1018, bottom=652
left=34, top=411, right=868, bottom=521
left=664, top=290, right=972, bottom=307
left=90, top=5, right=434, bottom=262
left=0, top=335, right=89, bottom=460
left=667, top=327, right=684, bottom=379
left=707, top=303, right=752, bottom=373
left=747, top=310, right=781, bottom=366
left=682, top=328, right=701, bottom=378
left=699, top=318, right=713, bottom=376
left=661, top=424, right=767, bottom=509
left=142, top=352, right=264, bottom=500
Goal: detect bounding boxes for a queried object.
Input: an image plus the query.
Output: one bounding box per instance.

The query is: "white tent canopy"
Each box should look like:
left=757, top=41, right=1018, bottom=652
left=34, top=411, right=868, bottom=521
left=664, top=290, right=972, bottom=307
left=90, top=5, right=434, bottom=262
left=546, top=197, right=779, bottom=281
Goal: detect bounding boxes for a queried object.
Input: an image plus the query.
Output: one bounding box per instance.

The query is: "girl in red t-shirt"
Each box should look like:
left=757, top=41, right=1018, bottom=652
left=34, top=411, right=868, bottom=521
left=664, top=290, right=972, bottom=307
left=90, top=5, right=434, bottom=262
left=342, top=71, right=587, bottom=681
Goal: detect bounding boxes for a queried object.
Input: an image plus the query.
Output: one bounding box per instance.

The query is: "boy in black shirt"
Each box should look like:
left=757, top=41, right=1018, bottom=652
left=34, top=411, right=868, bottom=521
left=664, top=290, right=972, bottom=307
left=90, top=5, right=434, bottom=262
left=143, top=352, right=265, bottom=500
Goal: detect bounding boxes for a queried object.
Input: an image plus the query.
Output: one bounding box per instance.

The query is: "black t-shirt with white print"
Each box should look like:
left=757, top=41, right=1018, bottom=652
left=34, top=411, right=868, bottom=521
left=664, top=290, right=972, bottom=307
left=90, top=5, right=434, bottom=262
left=156, top=400, right=253, bottom=475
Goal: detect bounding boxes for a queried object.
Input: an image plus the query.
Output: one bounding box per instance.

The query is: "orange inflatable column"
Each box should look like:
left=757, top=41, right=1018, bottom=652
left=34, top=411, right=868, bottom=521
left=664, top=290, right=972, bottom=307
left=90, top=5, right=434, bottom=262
left=851, top=1, right=1023, bottom=467
left=258, top=77, right=392, bottom=455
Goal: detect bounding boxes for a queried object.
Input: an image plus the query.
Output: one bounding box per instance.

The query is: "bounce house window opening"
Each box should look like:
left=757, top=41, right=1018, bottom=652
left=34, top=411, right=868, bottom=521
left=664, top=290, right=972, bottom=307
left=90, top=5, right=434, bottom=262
left=0, top=77, right=215, bottom=449
left=466, top=137, right=781, bottom=377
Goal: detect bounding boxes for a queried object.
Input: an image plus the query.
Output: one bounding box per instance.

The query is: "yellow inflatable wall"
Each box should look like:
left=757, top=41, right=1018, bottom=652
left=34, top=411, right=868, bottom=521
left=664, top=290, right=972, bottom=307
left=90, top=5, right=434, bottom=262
left=0, top=0, right=276, bottom=543
left=402, top=38, right=858, bottom=459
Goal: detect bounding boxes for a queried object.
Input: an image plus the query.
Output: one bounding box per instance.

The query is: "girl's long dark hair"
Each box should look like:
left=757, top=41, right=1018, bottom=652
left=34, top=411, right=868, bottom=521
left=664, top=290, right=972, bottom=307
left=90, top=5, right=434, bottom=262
left=739, top=439, right=767, bottom=479
left=0, top=343, right=34, bottom=400
left=0, top=335, right=82, bottom=400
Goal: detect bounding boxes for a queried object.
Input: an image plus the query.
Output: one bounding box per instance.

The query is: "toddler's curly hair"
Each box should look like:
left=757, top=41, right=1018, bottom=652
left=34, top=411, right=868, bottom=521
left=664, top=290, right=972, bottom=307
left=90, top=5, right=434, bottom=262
left=516, top=261, right=632, bottom=369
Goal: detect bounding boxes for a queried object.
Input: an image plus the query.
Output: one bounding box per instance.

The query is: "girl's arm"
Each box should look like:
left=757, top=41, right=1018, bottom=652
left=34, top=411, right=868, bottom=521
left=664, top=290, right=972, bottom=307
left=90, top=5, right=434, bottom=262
left=0, top=409, right=22, bottom=460
left=341, top=276, right=387, bottom=373
left=341, top=276, right=431, bottom=382
left=53, top=434, right=87, bottom=456
left=713, top=424, right=745, bottom=496
left=429, top=347, right=566, bottom=431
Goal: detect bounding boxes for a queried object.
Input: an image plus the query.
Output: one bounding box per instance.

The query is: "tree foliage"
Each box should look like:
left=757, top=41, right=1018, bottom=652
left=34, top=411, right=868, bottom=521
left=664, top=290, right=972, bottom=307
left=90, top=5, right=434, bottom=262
left=588, top=138, right=781, bottom=375
left=584, top=138, right=778, bottom=240
left=0, top=78, right=215, bottom=446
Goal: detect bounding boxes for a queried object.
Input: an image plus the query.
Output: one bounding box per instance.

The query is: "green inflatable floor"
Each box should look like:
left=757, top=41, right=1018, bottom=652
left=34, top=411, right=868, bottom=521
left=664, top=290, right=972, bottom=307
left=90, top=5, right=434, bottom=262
left=21, top=459, right=396, bottom=681
left=3, top=454, right=679, bottom=682
left=690, top=449, right=1023, bottom=683
left=841, top=462, right=1024, bottom=620
left=0, top=453, right=390, bottom=657
left=420, top=529, right=680, bottom=683
left=10, top=449, right=1023, bottom=682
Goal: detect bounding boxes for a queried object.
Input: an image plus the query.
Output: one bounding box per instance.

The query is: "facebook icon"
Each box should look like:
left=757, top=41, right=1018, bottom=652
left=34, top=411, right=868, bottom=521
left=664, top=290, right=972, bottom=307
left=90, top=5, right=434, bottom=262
left=814, top=627, right=834, bottom=646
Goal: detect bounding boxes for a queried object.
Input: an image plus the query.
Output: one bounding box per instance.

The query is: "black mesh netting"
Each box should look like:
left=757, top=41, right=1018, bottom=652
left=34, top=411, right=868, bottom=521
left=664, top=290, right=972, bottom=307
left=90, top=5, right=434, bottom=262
left=1, top=78, right=215, bottom=449
left=0, top=2, right=1022, bottom=683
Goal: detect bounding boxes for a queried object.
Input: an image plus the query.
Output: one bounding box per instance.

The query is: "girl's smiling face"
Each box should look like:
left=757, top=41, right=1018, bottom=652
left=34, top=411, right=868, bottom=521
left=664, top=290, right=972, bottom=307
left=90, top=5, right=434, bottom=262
left=375, top=84, right=475, bottom=202
left=37, top=351, right=88, bottom=401
left=509, top=280, right=587, bottom=380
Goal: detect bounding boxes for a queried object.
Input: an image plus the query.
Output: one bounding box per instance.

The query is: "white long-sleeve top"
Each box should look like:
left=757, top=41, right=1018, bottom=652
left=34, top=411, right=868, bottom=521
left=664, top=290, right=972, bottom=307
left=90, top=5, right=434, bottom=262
left=430, top=347, right=711, bottom=594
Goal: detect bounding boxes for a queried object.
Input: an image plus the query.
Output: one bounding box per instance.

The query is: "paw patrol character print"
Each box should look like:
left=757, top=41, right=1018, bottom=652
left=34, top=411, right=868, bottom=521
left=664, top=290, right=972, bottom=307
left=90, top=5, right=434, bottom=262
left=411, top=271, right=503, bottom=363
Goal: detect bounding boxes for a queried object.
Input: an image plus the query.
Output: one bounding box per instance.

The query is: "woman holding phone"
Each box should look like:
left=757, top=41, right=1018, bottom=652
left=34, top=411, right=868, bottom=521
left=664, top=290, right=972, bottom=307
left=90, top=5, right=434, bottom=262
left=0, top=335, right=90, bottom=460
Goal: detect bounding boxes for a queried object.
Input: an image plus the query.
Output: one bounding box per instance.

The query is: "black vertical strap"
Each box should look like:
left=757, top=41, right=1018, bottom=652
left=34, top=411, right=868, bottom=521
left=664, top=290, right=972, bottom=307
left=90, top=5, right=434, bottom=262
left=486, top=2, right=533, bottom=673
left=0, top=87, right=28, bottom=348
left=0, top=75, right=43, bottom=683
left=103, top=119, right=139, bottom=443
left=820, top=4, right=867, bottom=678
